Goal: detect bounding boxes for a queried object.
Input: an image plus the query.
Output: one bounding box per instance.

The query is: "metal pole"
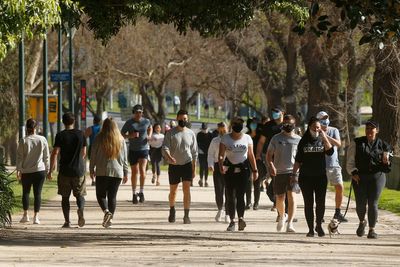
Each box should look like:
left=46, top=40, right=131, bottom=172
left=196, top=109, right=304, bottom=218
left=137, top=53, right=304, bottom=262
left=57, top=25, right=63, bottom=133
left=197, top=93, right=201, bottom=120
left=69, top=27, right=74, bottom=114
left=43, top=36, right=48, bottom=140
left=19, top=40, right=25, bottom=140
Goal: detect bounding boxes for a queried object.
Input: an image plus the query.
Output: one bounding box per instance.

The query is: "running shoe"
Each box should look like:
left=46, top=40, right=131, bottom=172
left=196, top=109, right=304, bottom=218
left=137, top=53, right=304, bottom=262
left=245, top=203, right=252, bottom=210
left=225, top=215, right=230, bottom=223
left=183, top=216, right=191, bottom=224
left=238, top=218, right=246, bottom=231
left=306, top=230, right=315, bottom=237
left=151, top=175, right=156, bottom=184
left=286, top=222, right=296, bottom=233
left=198, top=180, right=203, bottom=187
left=215, top=210, right=223, bottom=222
left=19, top=214, right=30, bottom=223
left=102, top=211, right=113, bottom=228
left=276, top=214, right=287, bottom=232
left=77, top=209, right=85, bottom=227
left=334, top=212, right=348, bottom=222
left=253, top=203, right=259, bottom=210
left=62, top=222, right=71, bottom=228
left=367, top=229, right=378, bottom=239
left=33, top=215, right=40, bottom=225
left=132, top=193, right=138, bottom=204
left=315, top=225, right=325, bottom=237
left=138, top=192, right=145, bottom=203
left=168, top=209, right=176, bottom=223
left=204, top=182, right=209, bottom=187
left=356, top=220, right=367, bottom=237
left=156, top=181, right=160, bottom=186
left=226, top=221, right=235, bottom=232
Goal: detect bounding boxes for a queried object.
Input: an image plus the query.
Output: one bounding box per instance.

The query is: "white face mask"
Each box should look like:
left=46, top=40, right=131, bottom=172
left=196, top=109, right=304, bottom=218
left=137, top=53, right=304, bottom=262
left=310, top=129, right=319, bottom=138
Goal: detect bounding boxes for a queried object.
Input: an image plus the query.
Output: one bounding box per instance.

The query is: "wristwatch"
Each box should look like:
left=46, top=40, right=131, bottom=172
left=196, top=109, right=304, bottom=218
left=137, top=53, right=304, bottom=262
left=252, top=169, right=258, bottom=173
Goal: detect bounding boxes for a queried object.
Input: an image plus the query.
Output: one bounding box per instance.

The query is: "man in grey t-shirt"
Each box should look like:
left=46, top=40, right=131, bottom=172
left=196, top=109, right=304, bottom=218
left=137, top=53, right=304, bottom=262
left=121, top=104, right=152, bottom=204
left=316, top=111, right=347, bottom=222
left=266, top=115, right=301, bottom=233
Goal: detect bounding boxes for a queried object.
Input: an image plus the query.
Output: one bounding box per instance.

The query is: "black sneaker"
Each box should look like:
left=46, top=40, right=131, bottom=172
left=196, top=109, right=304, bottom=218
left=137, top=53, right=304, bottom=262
left=253, top=203, right=259, bottom=210
left=102, top=211, right=113, bottom=228
left=245, top=203, right=252, bottom=210
left=367, top=229, right=378, bottom=239
left=62, top=222, right=71, bottom=228
left=132, top=193, right=138, bottom=204
left=91, top=180, right=96, bottom=186
left=356, top=220, right=367, bottom=237
left=334, top=212, right=348, bottom=223
left=227, top=221, right=235, bottom=231
left=238, top=219, right=246, bottom=231
left=77, top=209, right=85, bottom=227
left=306, top=230, right=315, bottom=237
left=315, top=225, right=325, bottom=237
left=138, top=192, right=145, bottom=203
left=183, top=216, right=191, bottom=224
left=168, top=209, right=176, bottom=223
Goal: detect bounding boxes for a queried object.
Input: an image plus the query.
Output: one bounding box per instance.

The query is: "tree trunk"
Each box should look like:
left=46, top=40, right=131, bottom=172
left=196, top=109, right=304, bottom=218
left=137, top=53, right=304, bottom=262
left=373, top=45, right=400, bottom=154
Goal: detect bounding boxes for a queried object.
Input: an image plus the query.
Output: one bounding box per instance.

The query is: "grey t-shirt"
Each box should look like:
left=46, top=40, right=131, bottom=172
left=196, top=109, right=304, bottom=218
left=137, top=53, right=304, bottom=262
left=162, top=127, right=198, bottom=165
left=121, top=117, right=151, bottom=151
left=325, top=126, right=341, bottom=168
left=267, top=132, right=301, bottom=174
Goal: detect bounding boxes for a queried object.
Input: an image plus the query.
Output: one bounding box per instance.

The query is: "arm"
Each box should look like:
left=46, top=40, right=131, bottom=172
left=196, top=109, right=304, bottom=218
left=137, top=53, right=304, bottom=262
left=161, top=132, right=176, bottom=164
left=43, top=140, right=50, bottom=173
left=48, top=147, right=60, bottom=180
left=89, top=140, right=98, bottom=179
left=346, top=140, right=360, bottom=184
left=218, top=142, right=226, bottom=174
left=16, top=140, right=24, bottom=179
left=191, top=132, right=198, bottom=178
left=266, top=138, right=277, bottom=177
left=207, top=139, right=217, bottom=171
left=248, top=144, right=258, bottom=181
left=122, top=141, right=129, bottom=184
left=147, top=124, right=153, bottom=141
left=319, top=130, right=333, bottom=153
left=255, top=135, right=266, bottom=160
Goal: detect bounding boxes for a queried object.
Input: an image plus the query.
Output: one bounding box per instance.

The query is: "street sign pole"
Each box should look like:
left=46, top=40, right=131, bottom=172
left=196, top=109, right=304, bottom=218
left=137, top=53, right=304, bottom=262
left=43, top=36, right=48, bottom=140
left=19, top=39, right=25, bottom=140
left=69, top=27, right=74, bottom=114
left=81, top=80, right=87, bottom=130
left=57, top=25, right=63, bottom=133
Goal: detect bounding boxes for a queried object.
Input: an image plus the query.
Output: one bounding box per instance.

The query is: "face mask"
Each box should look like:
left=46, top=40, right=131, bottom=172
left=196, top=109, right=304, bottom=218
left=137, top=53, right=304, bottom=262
left=282, top=124, right=295, bottom=133
left=250, top=123, right=257, bottom=130
left=310, top=129, right=319, bottom=138
left=178, top=120, right=187, bottom=128
left=272, top=111, right=281, bottom=120
left=232, top=124, right=243, bottom=133
left=320, top=119, right=330, bottom=127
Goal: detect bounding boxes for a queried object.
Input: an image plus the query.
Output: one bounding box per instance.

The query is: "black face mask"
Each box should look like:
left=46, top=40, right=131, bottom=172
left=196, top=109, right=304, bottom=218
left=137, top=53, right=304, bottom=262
left=282, top=124, right=295, bottom=133
left=178, top=120, right=187, bottom=128
left=232, top=124, right=243, bottom=133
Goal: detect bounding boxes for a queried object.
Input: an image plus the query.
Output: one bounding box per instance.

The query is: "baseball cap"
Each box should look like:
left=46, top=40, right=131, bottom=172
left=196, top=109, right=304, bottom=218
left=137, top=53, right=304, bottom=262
left=316, top=111, right=329, bottom=120
left=271, top=106, right=283, bottom=113
left=132, top=104, right=143, bottom=113
left=365, top=120, right=379, bottom=129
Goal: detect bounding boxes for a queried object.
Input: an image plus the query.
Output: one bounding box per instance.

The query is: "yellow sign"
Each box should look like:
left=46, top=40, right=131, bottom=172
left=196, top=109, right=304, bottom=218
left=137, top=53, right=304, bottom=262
left=27, top=95, right=58, bottom=123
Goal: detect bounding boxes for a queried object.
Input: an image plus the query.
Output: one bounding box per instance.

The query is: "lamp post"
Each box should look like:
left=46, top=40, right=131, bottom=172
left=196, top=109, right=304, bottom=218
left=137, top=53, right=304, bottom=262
left=18, top=40, right=25, bottom=140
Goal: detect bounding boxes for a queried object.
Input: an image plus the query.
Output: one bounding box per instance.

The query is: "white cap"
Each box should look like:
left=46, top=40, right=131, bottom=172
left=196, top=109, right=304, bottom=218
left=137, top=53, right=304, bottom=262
left=316, top=111, right=329, bottom=120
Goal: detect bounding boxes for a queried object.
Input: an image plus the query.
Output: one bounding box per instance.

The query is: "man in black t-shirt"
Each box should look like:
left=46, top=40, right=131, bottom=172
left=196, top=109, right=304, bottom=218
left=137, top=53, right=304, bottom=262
left=196, top=123, right=213, bottom=187
left=48, top=112, right=87, bottom=228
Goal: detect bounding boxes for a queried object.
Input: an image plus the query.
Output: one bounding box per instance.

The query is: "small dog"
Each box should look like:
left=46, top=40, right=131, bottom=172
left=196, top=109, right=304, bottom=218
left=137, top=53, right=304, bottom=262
left=327, top=218, right=340, bottom=238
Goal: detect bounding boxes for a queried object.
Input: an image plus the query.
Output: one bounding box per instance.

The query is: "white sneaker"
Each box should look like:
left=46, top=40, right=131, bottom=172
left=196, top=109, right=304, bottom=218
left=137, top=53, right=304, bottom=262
left=286, top=222, right=296, bottom=233
left=276, top=214, right=287, bottom=232
left=215, top=210, right=223, bottom=222
left=33, top=215, right=40, bottom=224
left=20, top=214, right=30, bottom=223
left=225, top=215, right=230, bottom=223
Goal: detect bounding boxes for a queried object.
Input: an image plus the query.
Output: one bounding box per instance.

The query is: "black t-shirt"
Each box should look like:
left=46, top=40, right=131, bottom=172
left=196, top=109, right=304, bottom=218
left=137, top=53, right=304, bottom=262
left=295, top=134, right=334, bottom=177
left=261, top=120, right=282, bottom=151
left=197, top=131, right=213, bottom=154
left=54, top=129, right=87, bottom=177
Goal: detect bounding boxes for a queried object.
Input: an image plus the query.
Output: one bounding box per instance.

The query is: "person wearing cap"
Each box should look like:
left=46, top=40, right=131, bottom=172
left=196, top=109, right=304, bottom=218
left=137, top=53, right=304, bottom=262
left=121, top=104, right=153, bottom=204
left=346, top=120, right=392, bottom=239
left=207, top=122, right=229, bottom=223
left=316, top=111, right=347, bottom=222
left=197, top=122, right=213, bottom=187
left=256, top=106, right=284, bottom=211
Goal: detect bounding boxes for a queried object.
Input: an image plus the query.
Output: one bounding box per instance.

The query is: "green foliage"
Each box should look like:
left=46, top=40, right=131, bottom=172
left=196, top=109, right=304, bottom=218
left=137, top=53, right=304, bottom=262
left=0, top=161, right=16, bottom=227
left=0, top=86, right=18, bottom=143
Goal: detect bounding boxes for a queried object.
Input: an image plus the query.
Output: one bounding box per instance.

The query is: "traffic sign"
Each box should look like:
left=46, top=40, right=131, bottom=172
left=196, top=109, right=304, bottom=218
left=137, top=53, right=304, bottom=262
left=50, top=71, right=71, bottom=82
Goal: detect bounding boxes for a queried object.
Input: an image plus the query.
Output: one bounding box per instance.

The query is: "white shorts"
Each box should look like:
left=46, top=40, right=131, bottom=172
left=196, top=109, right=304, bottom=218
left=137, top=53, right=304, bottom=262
left=326, top=167, right=343, bottom=185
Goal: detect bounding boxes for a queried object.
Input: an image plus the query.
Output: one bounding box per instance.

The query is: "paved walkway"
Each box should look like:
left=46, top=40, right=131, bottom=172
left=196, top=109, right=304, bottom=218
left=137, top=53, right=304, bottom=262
left=1, top=170, right=400, bottom=266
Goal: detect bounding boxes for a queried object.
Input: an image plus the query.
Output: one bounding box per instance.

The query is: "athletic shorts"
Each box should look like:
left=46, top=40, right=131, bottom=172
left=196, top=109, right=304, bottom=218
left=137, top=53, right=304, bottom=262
left=273, top=173, right=294, bottom=195
left=128, top=149, right=150, bottom=165
left=57, top=173, right=87, bottom=197
left=326, top=167, right=343, bottom=185
left=168, top=162, right=193, bottom=185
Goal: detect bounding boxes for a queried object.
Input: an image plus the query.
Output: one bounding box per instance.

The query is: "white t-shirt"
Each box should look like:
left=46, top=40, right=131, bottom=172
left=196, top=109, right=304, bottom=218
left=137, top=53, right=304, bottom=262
left=221, top=133, right=253, bottom=165
left=149, top=133, right=165, bottom=148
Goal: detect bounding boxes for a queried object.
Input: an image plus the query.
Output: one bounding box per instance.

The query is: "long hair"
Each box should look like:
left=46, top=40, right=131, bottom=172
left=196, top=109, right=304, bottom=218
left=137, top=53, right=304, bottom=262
left=304, top=116, right=320, bottom=138
left=96, top=118, right=123, bottom=159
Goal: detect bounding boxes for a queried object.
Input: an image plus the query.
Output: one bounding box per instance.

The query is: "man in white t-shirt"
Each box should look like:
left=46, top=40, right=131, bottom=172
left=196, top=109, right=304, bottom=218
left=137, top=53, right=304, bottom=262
left=316, top=111, right=347, bottom=222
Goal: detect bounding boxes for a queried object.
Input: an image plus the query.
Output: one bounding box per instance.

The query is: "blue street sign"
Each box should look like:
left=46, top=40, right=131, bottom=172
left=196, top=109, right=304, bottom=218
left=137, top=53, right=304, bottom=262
left=50, top=71, right=71, bottom=82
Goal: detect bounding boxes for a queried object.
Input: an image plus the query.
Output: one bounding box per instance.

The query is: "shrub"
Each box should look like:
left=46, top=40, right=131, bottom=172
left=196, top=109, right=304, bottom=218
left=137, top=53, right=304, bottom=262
left=0, top=160, right=15, bottom=227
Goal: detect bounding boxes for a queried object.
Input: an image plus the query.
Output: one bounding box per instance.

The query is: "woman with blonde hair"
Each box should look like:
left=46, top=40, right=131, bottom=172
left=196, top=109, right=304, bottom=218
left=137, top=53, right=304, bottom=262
left=90, top=118, right=129, bottom=228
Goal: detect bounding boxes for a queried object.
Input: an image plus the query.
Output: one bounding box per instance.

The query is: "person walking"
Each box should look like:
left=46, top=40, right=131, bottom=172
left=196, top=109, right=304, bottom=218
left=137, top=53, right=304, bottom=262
left=316, top=111, right=347, bottom=222
left=85, top=114, right=101, bottom=186
left=218, top=117, right=258, bottom=232
left=207, top=122, right=229, bottom=223
left=48, top=113, right=87, bottom=228
left=266, top=115, right=301, bottom=233
left=162, top=110, right=198, bottom=224
left=90, top=118, right=128, bottom=228
left=346, top=120, right=392, bottom=239
left=149, top=123, right=164, bottom=186
left=197, top=122, right=213, bottom=187
left=292, top=117, right=333, bottom=237
left=121, top=104, right=153, bottom=204
left=16, top=119, right=50, bottom=224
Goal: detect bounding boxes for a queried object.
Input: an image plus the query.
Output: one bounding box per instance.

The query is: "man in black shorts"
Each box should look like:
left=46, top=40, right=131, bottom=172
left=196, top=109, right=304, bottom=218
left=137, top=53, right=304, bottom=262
left=48, top=112, right=87, bottom=228
left=162, top=110, right=198, bottom=224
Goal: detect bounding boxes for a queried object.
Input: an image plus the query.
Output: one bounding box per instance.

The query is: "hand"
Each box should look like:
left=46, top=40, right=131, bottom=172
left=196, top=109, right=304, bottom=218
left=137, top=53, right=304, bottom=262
left=122, top=176, right=128, bottom=184
left=16, top=171, right=21, bottom=181
left=208, top=166, right=214, bottom=172
left=192, top=170, right=196, bottom=179
left=289, top=174, right=298, bottom=186
left=90, top=173, right=96, bottom=180
left=169, top=156, right=177, bottom=164
left=269, top=165, right=277, bottom=177
left=382, top=152, right=389, bottom=165
left=219, top=166, right=226, bottom=175
left=129, top=132, right=139, bottom=138
left=252, top=171, right=258, bottom=181
left=47, top=172, right=53, bottom=181
left=352, top=174, right=360, bottom=184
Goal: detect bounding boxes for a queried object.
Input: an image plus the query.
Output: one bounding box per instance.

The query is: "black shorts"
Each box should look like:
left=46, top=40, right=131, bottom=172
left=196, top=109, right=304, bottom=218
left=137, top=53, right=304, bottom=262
left=128, top=150, right=149, bottom=165
left=168, top=162, right=193, bottom=185
left=273, top=173, right=293, bottom=195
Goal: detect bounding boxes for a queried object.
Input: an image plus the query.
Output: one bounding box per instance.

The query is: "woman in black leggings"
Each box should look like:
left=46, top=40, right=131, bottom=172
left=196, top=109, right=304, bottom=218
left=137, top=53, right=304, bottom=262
left=292, top=117, right=333, bottom=237
left=346, top=120, right=391, bottom=239
left=90, top=118, right=129, bottom=228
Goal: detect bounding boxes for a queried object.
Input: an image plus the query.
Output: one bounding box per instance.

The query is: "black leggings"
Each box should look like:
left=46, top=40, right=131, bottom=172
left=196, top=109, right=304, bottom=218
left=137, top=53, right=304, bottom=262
left=21, top=171, right=46, bottom=212
left=299, top=175, right=327, bottom=232
left=150, top=147, right=162, bottom=176
left=199, top=154, right=209, bottom=181
left=61, top=195, right=85, bottom=223
left=224, top=167, right=250, bottom=220
left=213, top=163, right=227, bottom=211
left=96, top=176, right=122, bottom=214
left=353, top=173, right=386, bottom=228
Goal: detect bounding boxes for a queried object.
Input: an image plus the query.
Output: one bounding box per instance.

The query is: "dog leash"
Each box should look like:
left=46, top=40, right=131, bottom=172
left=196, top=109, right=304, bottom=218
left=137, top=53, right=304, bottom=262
left=342, top=182, right=353, bottom=219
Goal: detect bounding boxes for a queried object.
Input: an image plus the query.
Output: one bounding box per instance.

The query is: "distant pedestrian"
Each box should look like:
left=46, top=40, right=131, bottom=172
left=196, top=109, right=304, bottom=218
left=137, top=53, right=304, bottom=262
left=197, top=122, right=213, bottom=187
left=207, top=122, right=229, bottom=223
left=121, top=104, right=153, bottom=204
left=90, top=118, right=129, bottom=228
left=48, top=112, right=87, bottom=228
left=16, top=119, right=50, bottom=225
left=149, top=123, right=164, bottom=186
left=219, top=117, right=258, bottom=231
left=162, top=110, right=198, bottom=224
left=85, top=114, right=102, bottom=186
